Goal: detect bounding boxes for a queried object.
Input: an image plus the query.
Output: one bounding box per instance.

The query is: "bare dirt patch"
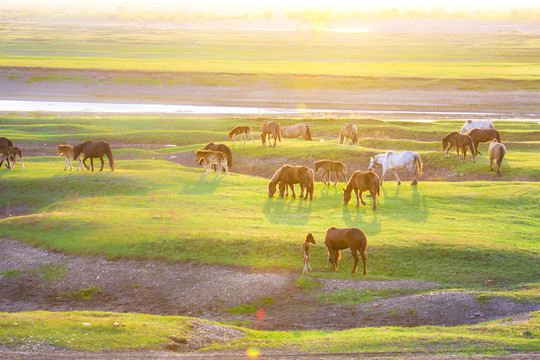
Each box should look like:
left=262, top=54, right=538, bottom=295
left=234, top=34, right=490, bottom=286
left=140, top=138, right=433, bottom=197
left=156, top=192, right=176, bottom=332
left=1, top=238, right=537, bottom=333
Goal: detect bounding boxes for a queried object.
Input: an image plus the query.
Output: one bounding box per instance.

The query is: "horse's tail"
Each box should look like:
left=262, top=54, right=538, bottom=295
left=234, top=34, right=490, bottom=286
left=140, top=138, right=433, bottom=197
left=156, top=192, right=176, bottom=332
left=277, top=123, right=282, bottom=143
left=495, top=130, right=501, bottom=142
left=413, top=153, right=423, bottom=176
left=305, top=125, right=312, bottom=141
left=105, top=143, right=115, bottom=171
left=374, top=174, right=380, bottom=198
left=226, top=148, right=233, bottom=170
left=466, top=136, right=475, bottom=158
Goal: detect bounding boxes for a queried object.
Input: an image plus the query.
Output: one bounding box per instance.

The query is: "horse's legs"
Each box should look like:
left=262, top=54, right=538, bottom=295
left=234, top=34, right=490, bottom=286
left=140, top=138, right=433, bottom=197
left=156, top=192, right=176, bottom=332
left=446, top=147, right=450, bottom=159
left=360, top=251, right=367, bottom=275
left=354, top=188, right=360, bottom=207
left=368, top=189, right=377, bottom=210
left=333, top=171, right=338, bottom=186
left=409, top=166, right=418, bottom=186
left=289, top=183, right=296, bottom=198
left=223, top=163, right=230, bottom=176
left=490, top=155, right=494, bottom=172
left=393, top=171, right=401, bottom=185
left=380, top=170, right=386, bottom=186
left=456, top=146, right=460, bottom=159
left=299, top=183, right=306, bottom=199
left=462, top=146, right=467, bottom=162
left=99, top=156, right=105, bottom=171
left=351, top=249, right=359, bottom=274
left=359, top=190, right=367, bottom=207
left=497, top=159, right=502, bottom=176
left=89, top=158, right=95, bottom=171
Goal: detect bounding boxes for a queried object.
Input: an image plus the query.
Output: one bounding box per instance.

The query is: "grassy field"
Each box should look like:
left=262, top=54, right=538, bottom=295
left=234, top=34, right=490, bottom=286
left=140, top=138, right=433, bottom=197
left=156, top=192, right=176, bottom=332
left=1, top=22, right=540, bottom=90
left=0, top=114, right=538, bottom=355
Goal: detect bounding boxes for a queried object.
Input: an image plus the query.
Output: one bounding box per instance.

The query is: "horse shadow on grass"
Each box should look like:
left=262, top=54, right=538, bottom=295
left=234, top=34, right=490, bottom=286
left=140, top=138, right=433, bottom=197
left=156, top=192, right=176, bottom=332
left=342, top=205, right=381, bottom=236
left=262, top=196, right=313, bottom=225
left=381, top=185, right=429, bottom=222
left=180, top=174, right=224, bottom=195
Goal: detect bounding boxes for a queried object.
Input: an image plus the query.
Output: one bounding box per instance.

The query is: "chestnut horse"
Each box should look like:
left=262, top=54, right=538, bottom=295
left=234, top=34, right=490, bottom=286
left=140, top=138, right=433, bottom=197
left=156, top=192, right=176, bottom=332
left=0, top=137, right=14, bottom=168
left=325, top=227, right=368, bottom=275
left=343, top=171, right=380, bottom=210
left=73, top=140, right=114, bottom=171
left=314, top=159, right=347, bottom=186
left=268, top=164, right=314, bottom=200
left=339, top=123, right=358, bottom=146
left=468, top=128, right=501, bottom=155
left=441, top=131, right=476, bottom=162
left=229, top=125, right=254, bottom=145
left=199, top=142, right=233, bottom=171
left=261, top=121, right=281, bottom=147
left=489, top=139, right=506, bottom=176
left=281, top=123, right=312, bottom=141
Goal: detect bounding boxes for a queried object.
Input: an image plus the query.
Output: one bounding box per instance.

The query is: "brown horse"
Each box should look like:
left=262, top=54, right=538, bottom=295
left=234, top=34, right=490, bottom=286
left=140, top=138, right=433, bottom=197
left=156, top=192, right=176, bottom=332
left=261, top=121, right=282, bottom=147
left=468, top=128, right=501, bottom=155
left=441, top=131, right=476, bottom=162
left=0, top=137, right=14, bottom=168
left=281, top=123, right=312, bottom=141
left=268, top=164, right=314, bottom=200
left=199, top=142, right=233, bottom=171
left=324, top=227, right=368, bottom=275
left=0, top=146, right=24, bottom=169
left=339, top=123, right=358, bottom=146
left=229, top=125, right=254, bottom=145
left=489, top=139, right=507, bottom=176
left=301, top=233, right=316, bottom=274
left=343, top=171, right=380, bottom=210
left=196, top=150, right=229, bottom=175
left=73, top=140, right=114, bottom=171
left=314, top=159, right=347, bottom=186
left=57, top=145, right=85, bottom=171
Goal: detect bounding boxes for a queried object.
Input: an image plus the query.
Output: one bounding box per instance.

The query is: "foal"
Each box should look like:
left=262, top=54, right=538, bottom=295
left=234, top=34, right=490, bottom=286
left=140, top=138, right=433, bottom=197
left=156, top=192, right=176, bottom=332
left=1, top=146, right=24, bottom=169
left=57, top=145, right=85, bottom=171
left=301, top=233, right=316, bottom=274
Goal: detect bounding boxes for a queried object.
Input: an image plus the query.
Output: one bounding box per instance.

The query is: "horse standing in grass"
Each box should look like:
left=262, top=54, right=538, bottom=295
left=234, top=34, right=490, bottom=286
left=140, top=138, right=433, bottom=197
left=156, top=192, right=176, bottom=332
left=196, top=150, right=230, bottom=175
left=57, top=145, right=85, bottom=171
left=339, top=123, right=358, bottom=146
left=0, top=146, right=24, bottom=169
left=199, top=142, right=233, bottom=171
left=261, top=121, right=281, bottom=147
left=314, top=159, right=347, bottom=186
left=460, top=119, right=494, bottom=134
left=229, top=125, right=254, bottom=145
left=268, top=164, right=314, bottom=200
left=325, top=227, right=368, bottom=275
left=342, top=171, right=380, bottom=210
left=468, top=128, right=501, bottom=155
left=73, top=140, right=114, bottom=172
left=0, top=137, right=14, bottom=168
left=301, top=233, right=316, bottom=274
left=368, top=151, right=423, bottom=186
left=281, top=123, right=312, bottom=141
left=489, top=139, right=507, bottom=176
left=441, top=131, right=476, bottom=162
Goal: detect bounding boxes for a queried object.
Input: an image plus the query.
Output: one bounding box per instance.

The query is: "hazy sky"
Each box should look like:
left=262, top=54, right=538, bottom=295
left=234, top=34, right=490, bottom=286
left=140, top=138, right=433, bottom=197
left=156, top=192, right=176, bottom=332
left=3, top=0, right=540, bottom=13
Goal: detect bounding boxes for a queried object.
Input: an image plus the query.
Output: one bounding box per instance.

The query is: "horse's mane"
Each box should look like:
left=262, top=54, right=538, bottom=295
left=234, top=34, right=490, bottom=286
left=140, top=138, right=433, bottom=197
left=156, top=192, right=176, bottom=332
left=269, top=165, right=286, bottom=186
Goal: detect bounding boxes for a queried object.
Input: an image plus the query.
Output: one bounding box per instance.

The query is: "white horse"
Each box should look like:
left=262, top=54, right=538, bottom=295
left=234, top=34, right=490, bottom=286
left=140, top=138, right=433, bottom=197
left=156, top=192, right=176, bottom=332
left=367, top=151, right=423, bottom=186
left=460, top=120, right=494, bottom=134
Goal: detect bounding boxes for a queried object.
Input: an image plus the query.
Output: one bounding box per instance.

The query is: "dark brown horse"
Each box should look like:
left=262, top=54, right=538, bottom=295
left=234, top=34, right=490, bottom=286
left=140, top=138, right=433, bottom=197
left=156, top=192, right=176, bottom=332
left=268, top=164, right=314, bottom=200
left=324, top=227, right=368, bottom=275
left=441, top=131, right=476, bottom=162
left=199, top=142, right=233, bottom=171
left=343, top=171, right=380, bottom=210
left=261, top=121, right=282, bottom=147
left=73, top=141, right=114, bottom=171
left=314, top=159, right=347, bottom=186
left=489, top=139, right=507, bottom=176
left=0, top=137, right=14, bottom=168
left=468, top=128, right=501, bottom=155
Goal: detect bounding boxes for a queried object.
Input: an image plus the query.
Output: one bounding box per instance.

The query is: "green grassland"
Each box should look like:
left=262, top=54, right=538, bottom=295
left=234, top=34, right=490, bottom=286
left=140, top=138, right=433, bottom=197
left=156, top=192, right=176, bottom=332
left=2, top=22, right=540, bottom=90
left=0, top=115, right=538, bottom=355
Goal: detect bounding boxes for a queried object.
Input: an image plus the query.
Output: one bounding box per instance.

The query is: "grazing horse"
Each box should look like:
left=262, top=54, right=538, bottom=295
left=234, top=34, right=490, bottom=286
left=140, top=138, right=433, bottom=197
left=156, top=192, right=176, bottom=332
left=468, top=128, right=501, bottom=155
left=343, top=171, right=380, bottom=210
left=368, top=151, right=423, bottom=186
left=489, top=140, right=506, bottom=176
left=0, top=146, right=24, bottom=169
left=261, top=121, right=281, bottom=147
left=268, top=164, right=314, bottom=200
left=339, top=123, right=358, bottom=146
left=314, top=159, right=347, bottom=186
left=0, top=137, right=14, bottom=168
left=460, top=119, right=494, bottom=134
left=199, top=142, right=233, bottom=171
left=281, top=123, right=312, bottom=141
left=441, top=131, right=476, bottom=162
left=229, top=125, right=254, bottom=145
left=57, top=145, right=85, bottom=171
left=301, top=233, right=316, bottom=274
left=325, top=227, right=368, bottom=275
left=73, top=140, right=114, bottom=172
left=195, top=150, right=229, bottom=175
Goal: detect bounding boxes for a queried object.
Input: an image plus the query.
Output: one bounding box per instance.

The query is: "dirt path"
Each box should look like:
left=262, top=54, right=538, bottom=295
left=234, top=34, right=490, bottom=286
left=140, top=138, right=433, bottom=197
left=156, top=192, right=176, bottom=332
left=1, top=238, right=537, bottom=332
